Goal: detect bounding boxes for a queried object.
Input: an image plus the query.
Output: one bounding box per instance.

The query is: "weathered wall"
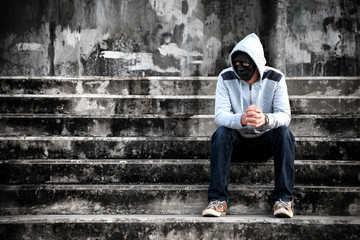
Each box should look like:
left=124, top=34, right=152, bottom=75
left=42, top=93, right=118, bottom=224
left=0, top=0, right=359, bottom=77
left=285, top=0, right=359, bottom=76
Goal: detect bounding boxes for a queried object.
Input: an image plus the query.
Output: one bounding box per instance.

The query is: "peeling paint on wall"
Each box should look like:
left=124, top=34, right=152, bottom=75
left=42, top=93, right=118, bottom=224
left=0, top=0, right=359, bottom=77
left=16, top=43, right=43, bottom=51
left=285, top=0, right=359, bottom=76
left=100, top=51, right=180, bottom=73
left=0, top=20, right=50, bottom=76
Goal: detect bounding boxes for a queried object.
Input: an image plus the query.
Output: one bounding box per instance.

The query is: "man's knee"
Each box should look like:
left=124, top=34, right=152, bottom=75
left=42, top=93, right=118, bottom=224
left=212, top=126, right=236, bottom=143
left=273, top=126, right=294, bottom=141
left=213, top=126, right=230, bottom=138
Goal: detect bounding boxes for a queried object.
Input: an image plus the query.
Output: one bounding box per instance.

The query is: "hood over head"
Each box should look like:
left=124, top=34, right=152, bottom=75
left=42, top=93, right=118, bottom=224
left=229, top=33, right=267, bottom=80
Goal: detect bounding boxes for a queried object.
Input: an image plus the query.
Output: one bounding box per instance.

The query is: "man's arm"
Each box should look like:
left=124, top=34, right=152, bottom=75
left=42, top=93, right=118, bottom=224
left=266, top=77, right=291, bottom=129
left=241, top=77, right=291, bottom=129
left=214, top=75, right=243, bottom=129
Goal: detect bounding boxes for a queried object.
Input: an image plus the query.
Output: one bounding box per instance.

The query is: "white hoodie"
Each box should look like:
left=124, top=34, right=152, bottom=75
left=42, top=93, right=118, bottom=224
left=215, top=33, right=291, bottom=138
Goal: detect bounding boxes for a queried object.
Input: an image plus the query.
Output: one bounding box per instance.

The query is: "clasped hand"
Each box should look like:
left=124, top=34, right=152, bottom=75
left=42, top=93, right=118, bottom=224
left=241, top=104, right=266, bottom=127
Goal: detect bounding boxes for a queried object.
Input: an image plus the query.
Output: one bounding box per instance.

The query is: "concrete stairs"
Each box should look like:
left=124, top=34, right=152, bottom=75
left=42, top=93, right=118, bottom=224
left=0, top=76, right=359, bottom=239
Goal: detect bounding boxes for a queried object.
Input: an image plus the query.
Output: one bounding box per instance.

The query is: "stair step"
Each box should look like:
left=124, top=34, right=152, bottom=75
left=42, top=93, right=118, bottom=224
left=0, top=95, right=215, bottom=115
left=1, top=75, right=359, bottom=237
left=1, top=159, right=358, bottom=186
left=0, top=184, right=359, bottom=216
left=1, top=76, right=359, bottom=96
left=290, top=96, right=360, bottom=115
left=0, top=95, right=359, bottom=115
left=287, top=77, right=360, bottom=96
left=0, top=136, right=358, bottom=160
left=0, top=114, right=358, bottom=138
left=290, top=115, right=360, bottom=137
left=0, top=114, right=216, bottom=138
left=0, top=76, right=218, bottom=96
left=1, top=214, right=359, bottom=240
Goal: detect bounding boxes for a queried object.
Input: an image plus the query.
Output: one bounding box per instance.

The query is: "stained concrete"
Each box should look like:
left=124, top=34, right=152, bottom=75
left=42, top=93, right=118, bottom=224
left=0, top=95, right=359, bottom=116
left=0, top=114, right=359, bottom=137
left=0, top=184, right=359, bottom=216
left=0, top=74, right=359, bottom=238
left=0, top=0, right=358, bottom=77
left=1, top=215, right=359, bottom=240
left=1, top=76, right=359, bottom=96
left=0, top=136, right=359, bottom=160
left=285, top=0, right=360, bottom=76
left=1, top=159, right=359, bottom=186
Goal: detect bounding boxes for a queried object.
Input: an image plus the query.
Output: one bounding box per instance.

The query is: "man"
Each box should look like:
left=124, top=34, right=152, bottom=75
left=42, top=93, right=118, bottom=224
left=202, top=33, right=295, bottom=218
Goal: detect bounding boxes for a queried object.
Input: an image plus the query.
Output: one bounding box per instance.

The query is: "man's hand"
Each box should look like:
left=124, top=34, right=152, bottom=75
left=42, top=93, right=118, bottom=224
left=241, top=105, right=266, bottom=127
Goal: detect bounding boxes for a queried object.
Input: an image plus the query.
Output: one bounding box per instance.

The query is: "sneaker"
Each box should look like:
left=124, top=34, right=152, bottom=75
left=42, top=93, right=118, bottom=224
left=274, top=200, right=294, bottom=218
left=202, top=200, right=227, bottom=217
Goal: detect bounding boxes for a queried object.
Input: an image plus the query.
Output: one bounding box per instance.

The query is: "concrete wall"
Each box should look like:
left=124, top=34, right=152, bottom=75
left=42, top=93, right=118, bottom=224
left=0, top=0, right=358, bottom=77
left=285, top=0, right=359, bottom=76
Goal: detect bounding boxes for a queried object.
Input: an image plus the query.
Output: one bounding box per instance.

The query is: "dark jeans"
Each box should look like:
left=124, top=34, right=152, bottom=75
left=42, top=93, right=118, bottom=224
left=208, top=126, right=295, bottom=205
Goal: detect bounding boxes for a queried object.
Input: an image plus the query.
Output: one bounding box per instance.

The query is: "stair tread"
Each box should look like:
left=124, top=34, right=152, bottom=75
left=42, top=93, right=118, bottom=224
left=1, top=96, right=357, bottom=115
left=1, top=94, right=359, bottom=98
left=1, top=184, right=358, bottom=216
left=1, top=113, right=359, bottom=118
left=0, top=136, right=359, bottom=141
left=0, top=76, right=221, bottom=81
left=2, top=159, right=358, bottom=186
left=1, top=114, right=358, bottom=138
left=2, top=159, right=359, bottom=164
left=0, top=94, right=217, bottom=99
left=1, top=184, right=359, bottom=191
left=1, top=136, right=358, bottom=160
left=1, top=214, right=359, bottom=224
left=1, top=75, right=359, bottom=227
left=1, top=76, right=360, bottom=80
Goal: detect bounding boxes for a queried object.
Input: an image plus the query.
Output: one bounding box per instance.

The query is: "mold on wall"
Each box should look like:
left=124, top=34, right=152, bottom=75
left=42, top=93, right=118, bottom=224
left=285, top=0, right=359, bottom=76
left=0, top=0, right=359, bottom=77
left=0, top=0, right=51, bottom=76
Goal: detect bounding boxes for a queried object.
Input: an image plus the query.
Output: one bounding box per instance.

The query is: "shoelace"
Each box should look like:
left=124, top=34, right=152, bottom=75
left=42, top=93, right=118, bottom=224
left=207, top=200, right=224, bottom=209
left=275, top=200, right=289, bottom=209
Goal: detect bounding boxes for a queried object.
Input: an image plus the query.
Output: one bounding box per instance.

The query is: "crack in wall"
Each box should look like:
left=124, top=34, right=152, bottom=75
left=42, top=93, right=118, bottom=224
left=48, top=21, right=56, bottom=76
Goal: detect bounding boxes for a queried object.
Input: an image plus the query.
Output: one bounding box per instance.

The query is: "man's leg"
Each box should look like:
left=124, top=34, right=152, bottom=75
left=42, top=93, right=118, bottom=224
left=262, top=126, right=295, bottom=218
left=267, top=126, right=295, bottom=203
left=207, top=126, right=240, bottom=204
left=203, top=126, right=241, bottom=217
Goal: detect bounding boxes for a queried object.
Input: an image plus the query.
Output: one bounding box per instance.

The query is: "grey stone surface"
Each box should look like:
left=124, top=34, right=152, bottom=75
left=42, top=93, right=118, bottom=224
left=0, top=95, right=359, bottom=115
left=0, top=114, right=359, bottom=137
left=1, top=215, right=359, bottom=240
left=0, top=76, right=219, bottom=96
left=0, top=1, right=359, bottom=77
left=1, top=159, right=359, bottom=186
left=1, top=76, right=359, bottom=96
left=286, top=77, right=360, bottom=96
left=0, top=76, right=359, bottom=239
left=0, top=184, right=359, bottom=216
left=0, top=136, right=359, bottom=160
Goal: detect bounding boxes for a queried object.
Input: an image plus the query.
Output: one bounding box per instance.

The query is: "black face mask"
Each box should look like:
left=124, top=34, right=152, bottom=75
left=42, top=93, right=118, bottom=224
left=232, top=51, right=256, bottom=81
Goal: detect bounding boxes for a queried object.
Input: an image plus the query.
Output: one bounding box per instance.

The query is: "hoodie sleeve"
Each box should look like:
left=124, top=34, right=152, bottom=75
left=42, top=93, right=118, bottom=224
left=214, top=74, right=243, bottom=129
left=264, top=76, right=291, bottom=129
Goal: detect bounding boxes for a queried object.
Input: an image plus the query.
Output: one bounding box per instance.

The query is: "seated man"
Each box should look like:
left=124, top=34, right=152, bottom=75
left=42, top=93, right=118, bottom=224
left=202, top=33, right=295, bottom=218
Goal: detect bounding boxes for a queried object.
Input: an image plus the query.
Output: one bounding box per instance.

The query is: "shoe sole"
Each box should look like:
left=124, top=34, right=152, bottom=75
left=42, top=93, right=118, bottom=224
left=274, top=209, right=294, bottom=218
left=202, top=209, right=226, bottom=217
